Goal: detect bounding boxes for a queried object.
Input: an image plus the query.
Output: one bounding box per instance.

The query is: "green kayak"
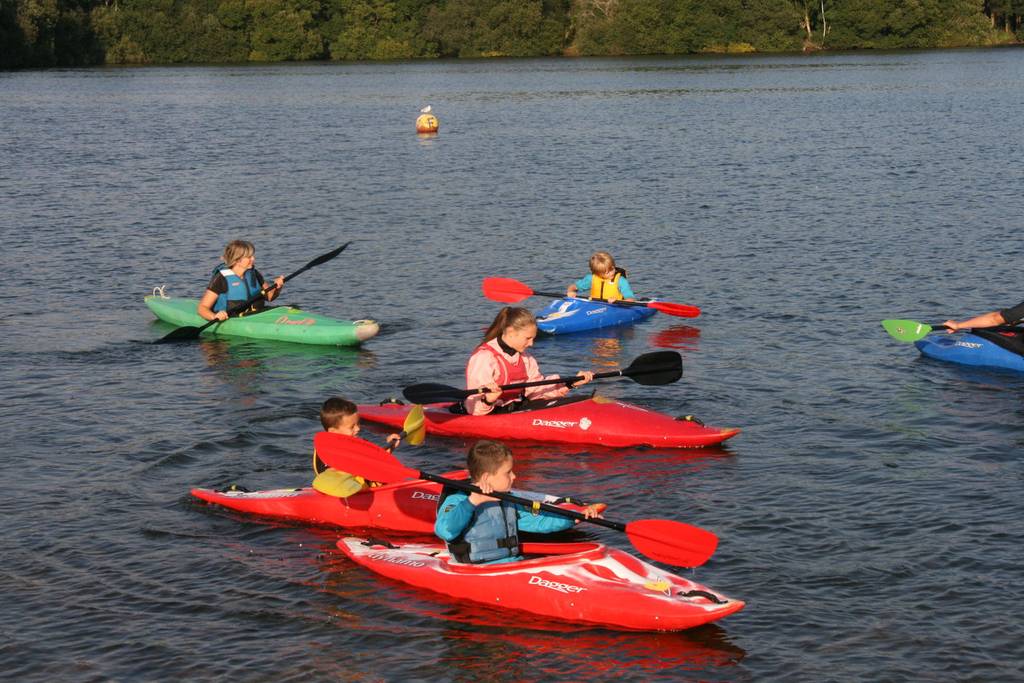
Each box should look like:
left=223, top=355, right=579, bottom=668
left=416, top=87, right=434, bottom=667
left=145, top=295, right=379, bottom=346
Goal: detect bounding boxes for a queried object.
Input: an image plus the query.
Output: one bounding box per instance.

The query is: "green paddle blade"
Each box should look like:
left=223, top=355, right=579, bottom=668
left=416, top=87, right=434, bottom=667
left=882, top=319, right=935, bottom=343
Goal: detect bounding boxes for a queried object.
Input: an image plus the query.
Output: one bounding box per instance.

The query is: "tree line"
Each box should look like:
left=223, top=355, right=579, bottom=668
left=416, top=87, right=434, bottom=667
left=2, top=0, right=1021, bottom=69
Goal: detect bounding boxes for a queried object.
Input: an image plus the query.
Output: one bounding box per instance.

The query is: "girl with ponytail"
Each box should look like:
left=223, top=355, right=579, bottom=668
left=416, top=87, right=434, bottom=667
left=464, top=307, right=594, bottom=416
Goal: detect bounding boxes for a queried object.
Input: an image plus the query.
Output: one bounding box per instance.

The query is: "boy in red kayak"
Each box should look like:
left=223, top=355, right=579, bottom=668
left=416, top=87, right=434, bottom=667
left=435, top=440, right=601, bottom=564
left=566, top=251, right=636, bottom=302
left=312, top=397, right=399, bottom=498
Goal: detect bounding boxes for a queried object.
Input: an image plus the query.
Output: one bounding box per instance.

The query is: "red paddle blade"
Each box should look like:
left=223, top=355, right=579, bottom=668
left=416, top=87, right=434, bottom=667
left=313, top=432, right=417, bottom=483
left=648, top=301, right=701, bottom=318
left=625, top=519, right=718, bottom=567
left=482, top=277, right=534, bottom=303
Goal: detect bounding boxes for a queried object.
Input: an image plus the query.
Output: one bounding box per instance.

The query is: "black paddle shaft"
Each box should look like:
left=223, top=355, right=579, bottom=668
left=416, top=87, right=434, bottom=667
left=155, top=242, right=350, bottom=343
left=536, top=288, right=655, bottom=309
left=402, top=351, right=681, bottom=403
left=423, top=471, right=623, bottom=531
left=533, top=289, right=653, bottom=309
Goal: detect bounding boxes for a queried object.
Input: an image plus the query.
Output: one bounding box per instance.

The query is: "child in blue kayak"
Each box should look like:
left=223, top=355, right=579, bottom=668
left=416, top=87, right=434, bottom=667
left=435, top=440, right=601, bottom=564
left=312, top=397, right=399, bottom=498
left=197, top=239, right=285, bottom=322
left=566, top=251, right=636, bottom=302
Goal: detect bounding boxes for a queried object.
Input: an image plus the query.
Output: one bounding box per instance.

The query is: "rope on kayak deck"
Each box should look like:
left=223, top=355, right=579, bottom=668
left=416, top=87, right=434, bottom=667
left=678, top=589, right=728, bottom=604
left=153, top=285, right=170, bottom=298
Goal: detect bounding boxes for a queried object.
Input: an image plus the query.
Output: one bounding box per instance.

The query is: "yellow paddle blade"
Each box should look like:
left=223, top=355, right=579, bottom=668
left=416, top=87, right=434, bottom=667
left=404, top=404, right=426, bottom=446
left=312, top=469, right=365, bottom=498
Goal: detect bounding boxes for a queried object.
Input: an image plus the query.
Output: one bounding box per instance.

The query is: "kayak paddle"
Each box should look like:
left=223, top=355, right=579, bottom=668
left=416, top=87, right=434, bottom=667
left=388, top=403, right=426, bottom=452
left=156, top=242, right=351, bottom=343
left=313, top=403, right=425, bottom=497
left=402, top=350, right=682, bottom=404
left=313, top=432, right=718, bottom=567
left=881, top=319, right=947, bottom=343
left=482, top=277, right=701, bottom=318
left=882, top=319, right=1022, bottom=343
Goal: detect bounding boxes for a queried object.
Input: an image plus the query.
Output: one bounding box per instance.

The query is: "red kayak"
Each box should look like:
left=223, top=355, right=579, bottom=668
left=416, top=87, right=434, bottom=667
left=337, top=537, right=744, bottom=631
left=358, top=395, right=739, bottom=448
left=191, top=473, right=603, bottom=534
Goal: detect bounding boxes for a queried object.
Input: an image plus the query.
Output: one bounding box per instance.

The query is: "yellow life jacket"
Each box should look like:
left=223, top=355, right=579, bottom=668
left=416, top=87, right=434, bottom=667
left=590, top=270, right=624, bottom=301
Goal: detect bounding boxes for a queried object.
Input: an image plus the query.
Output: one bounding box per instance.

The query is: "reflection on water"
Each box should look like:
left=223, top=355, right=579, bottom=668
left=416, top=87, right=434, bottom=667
left=650, top=324, right=702, bottom=351
left=191, top=334, right=378, bottom=398
left=536, top=322, right=648, bottom=368
left=441, top=623, right=746, bottom=676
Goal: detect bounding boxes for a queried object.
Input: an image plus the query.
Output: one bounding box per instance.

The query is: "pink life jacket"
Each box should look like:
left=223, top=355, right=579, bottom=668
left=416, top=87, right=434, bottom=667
left=476, top=342, right=530, bottom=404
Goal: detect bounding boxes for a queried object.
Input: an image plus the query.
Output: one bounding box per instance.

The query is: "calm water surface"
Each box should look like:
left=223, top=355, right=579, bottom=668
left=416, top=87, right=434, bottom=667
left=3, top=49, right=1024, bottom=681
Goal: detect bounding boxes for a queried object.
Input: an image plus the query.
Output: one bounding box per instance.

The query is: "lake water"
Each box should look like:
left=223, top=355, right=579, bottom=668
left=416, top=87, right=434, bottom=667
left=3, top=49, right=1024, bottom=681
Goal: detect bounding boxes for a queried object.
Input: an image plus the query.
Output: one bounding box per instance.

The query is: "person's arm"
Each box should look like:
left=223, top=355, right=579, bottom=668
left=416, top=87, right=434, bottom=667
left=516, top=506, right=574, bottom=533
left=567, top=274, right=591, bottom=298
left=942, top=310, right=1008, bottom=332
left=618, top=276, right=636, bottom=301
left=522, top=354, right=594, bottom=401
left=263, top=276, right=285, bottom=302
left=465, top=349, right=502, bottom=415
left=434, top=492, right=476, bottom=540
left=999, top=301, right=1024, bottom=325
left=197, top=289, right=227, bottom=321
left=254, top=270, right=284, bottom=302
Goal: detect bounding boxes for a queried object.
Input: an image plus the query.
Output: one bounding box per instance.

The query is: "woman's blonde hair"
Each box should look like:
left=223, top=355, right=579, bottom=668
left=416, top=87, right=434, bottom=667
left=482, top=307, right=536, bottom=343
left=222, top=240, right=255, bottom=268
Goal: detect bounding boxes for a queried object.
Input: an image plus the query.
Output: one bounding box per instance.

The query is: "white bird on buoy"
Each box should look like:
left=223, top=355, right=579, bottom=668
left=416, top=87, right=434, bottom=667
left=420, top=105, right=432, bottom=114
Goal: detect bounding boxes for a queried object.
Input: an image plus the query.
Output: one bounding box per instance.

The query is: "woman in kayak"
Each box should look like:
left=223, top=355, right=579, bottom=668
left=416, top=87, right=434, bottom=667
left=312, top=397, right=400, bottom=498
left=435, top=440, right=601, bottom=564
left=196, top=239, right=285, bottom=322
left=942, top=302, right=1024, bottom=332
left=566, top=251, right=636, bottom=302
left=465, top=307, right=594, bottom=415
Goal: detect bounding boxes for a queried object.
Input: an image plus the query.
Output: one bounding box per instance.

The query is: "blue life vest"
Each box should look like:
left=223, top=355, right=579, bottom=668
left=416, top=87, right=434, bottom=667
left=447, top=499, right=519, bottom=563
left=213, top=265, right=261, bottom=313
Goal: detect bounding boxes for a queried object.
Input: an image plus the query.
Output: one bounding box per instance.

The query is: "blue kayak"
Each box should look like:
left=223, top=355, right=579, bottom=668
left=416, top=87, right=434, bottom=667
left=536, top=297, right=657, bottom=334
left=915, top=330, right=1024, bottom=372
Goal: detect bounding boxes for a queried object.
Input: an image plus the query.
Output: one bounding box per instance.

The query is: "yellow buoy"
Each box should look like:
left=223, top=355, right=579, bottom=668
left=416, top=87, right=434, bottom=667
left=416, top=113, right=439, bottom=133
left=416, top=110, right=439, bottom=134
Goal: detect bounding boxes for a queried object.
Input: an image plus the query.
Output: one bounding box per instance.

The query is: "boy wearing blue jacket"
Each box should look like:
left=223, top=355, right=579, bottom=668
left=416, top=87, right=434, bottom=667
left=435, top=440, right=600, bottom=564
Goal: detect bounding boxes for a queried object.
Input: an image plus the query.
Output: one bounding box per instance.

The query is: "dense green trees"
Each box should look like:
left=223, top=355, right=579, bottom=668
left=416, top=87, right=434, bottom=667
left=0, top=0, right=1020, bottom=69
left=327, top=0, right=434, bottom=60
left=1, top=0, right=103, bottom=67
left=825, top=0, right=994, bottom=49
left=423, top=0, right=566, bottom=57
